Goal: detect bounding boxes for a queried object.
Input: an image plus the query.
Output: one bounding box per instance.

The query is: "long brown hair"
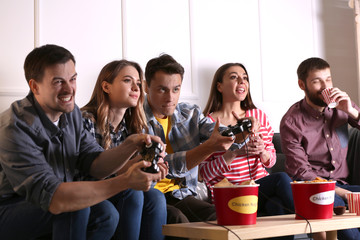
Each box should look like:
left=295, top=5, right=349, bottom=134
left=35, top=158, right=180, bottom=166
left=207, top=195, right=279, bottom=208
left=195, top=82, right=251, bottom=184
left=81, top=60, right=148, bottom=149
left=203, top=63, right=256, bottom=116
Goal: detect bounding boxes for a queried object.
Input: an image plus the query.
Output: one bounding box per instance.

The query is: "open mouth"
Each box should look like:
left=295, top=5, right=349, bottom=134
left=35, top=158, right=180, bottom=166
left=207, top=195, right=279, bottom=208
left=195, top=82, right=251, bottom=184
left=236, top=87, right=245, bottom=93
left=59, top=96, right=72, bottom=103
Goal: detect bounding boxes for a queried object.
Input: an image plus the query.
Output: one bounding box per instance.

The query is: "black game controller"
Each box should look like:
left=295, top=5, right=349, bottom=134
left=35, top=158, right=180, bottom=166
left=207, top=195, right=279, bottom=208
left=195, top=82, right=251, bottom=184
left=140, top=141, right=163, bottom=173
left=221, top=118, right=252, bottom=137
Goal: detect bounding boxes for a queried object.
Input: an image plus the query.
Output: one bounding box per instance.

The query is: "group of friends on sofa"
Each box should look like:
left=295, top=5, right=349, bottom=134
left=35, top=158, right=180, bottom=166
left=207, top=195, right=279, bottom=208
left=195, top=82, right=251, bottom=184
left=0, top=44, right=360, bottom=240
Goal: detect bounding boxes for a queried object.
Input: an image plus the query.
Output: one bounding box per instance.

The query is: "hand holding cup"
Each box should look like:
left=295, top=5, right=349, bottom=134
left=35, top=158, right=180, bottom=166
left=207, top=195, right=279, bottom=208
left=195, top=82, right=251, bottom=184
left=321, top=88, right=338, bottom=108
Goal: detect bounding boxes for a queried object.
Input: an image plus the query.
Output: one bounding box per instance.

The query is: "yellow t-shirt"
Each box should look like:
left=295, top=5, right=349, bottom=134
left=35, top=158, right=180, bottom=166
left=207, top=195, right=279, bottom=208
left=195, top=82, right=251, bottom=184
left=154, top=116, right=180, bottom=193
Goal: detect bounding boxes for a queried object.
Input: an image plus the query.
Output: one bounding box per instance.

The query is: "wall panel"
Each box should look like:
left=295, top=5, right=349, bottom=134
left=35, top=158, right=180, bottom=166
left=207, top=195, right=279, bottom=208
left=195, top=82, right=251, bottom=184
left=190, top=0, right=261, bottom=111
left=258, top=0, right=317, bottom=130
left=123, top=0, right=195, bottom=103
left=0, top=0, right=34, bottom=112
left=39, top=0, right=123, bottom=108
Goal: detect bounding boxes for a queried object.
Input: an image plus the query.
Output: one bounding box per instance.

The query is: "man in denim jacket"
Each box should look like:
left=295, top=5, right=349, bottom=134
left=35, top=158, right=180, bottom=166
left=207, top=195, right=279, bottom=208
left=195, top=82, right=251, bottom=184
left=143, top=54, right=254, bottom=225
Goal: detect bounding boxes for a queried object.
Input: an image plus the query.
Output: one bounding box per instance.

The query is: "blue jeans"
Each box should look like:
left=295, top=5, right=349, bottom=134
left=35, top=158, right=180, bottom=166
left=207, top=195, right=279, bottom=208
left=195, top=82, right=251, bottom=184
left=333, top=183, right=360, bottom=240
left=0, top=197, right=118, bottom=240
left=256, top=172, right=294, bottom=215
left=109, top=188, right=167, bottom=240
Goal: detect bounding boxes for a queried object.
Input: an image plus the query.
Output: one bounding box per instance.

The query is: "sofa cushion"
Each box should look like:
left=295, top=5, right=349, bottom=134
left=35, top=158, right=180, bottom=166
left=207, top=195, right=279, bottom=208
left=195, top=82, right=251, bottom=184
left=346, top=127, right=360, bottom=185
left=267, top=133, right=286, bottom=174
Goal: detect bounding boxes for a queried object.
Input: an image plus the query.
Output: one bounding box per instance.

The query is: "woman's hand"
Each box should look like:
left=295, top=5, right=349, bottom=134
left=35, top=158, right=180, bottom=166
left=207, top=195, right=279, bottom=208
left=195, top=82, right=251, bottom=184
left=231, top=113, right=260, bottom=143
left=246, top=134, right=270, bottom=164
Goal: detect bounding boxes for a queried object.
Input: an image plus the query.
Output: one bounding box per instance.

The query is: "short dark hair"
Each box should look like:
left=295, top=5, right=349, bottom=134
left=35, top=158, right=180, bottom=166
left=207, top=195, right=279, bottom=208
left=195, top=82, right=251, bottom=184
left=297, top=57, right=330, bottom=83
left=144, top=54, right=184, bottom=86
left=24, top=44, right=75, bottom=83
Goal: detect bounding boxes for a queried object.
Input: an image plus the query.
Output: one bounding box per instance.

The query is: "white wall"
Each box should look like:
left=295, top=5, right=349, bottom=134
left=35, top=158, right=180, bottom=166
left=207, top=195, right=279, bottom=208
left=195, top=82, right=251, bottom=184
left=0, top=0, right=358, bottom=132
left=0, top=0, right=34, bottom=109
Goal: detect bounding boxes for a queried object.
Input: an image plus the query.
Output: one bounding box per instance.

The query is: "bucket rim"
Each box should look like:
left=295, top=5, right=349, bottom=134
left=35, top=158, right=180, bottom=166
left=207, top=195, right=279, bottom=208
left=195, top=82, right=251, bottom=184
left=290, top=180, right=336, bottom=185
left=214, top=184, right=260, bottom=188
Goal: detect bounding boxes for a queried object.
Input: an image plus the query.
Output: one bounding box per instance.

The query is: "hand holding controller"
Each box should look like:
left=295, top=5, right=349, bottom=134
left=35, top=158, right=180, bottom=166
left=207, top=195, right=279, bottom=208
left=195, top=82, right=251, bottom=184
left=221, top=118, right=252, bottom=137
left=140, top=141, right=164, bottom=173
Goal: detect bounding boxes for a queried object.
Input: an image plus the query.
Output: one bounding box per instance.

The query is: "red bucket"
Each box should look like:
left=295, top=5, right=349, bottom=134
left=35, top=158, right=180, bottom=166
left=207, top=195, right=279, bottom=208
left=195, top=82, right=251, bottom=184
left=213, top=184, right=259, bottom=225
left=291, top=181, right=336, bottom=219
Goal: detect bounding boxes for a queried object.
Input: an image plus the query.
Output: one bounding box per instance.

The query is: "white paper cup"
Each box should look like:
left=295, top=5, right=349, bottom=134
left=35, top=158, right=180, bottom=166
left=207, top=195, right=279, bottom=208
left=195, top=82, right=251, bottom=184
left=321, top=88, right=338, bottom=108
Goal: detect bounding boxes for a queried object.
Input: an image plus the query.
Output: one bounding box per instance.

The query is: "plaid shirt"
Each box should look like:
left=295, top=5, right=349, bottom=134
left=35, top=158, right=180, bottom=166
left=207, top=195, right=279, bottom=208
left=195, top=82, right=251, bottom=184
left=144, top=98, right=244, bottom=199
left=82, top=111, right=128, bottom=149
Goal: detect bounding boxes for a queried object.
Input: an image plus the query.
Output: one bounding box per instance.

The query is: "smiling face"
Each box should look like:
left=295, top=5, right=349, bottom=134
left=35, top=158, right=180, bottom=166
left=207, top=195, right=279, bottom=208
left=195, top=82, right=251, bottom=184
left=217, top=65, right=249, bottom=103
left=29, top=60, right=77, bottom=122
left=299, top=67, right=333, bottom=109
left=145, top=71, right=182, bottom=118
left=102, top=65, right=141, bottom=110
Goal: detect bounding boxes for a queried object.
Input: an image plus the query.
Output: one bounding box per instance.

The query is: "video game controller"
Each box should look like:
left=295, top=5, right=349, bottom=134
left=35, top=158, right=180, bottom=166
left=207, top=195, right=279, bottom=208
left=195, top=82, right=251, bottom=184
left=221, top=118, right=252, bottom=137
left=140, top=141, right=163, bottom=173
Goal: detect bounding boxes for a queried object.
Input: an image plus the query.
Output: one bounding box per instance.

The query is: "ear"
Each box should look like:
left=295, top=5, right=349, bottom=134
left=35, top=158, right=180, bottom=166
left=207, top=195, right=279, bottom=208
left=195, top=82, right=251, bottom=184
left=216, top=82, right=223, bottom=93
left=101, top=81, right=111, bottom=94
left=144, top=80, right=149, bottom=94
left=298, top=79, right=305, bottom=91
left=29, top=79, right=39, bottom=95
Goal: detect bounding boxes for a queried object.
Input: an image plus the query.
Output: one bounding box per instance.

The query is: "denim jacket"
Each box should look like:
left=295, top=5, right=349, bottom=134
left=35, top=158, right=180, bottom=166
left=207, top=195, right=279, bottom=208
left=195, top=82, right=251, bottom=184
left=144, top=98, right=245, bottom=199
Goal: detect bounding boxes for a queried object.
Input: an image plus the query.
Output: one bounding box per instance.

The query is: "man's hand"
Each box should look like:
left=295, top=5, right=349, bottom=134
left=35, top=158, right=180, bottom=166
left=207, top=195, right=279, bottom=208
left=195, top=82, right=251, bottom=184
left=207, top=118, right=235, bottom=152
left=123, top=161, right=164, bottom=192
left=331, top=87, right=359, bottom=120
left=125, top=133, right=165, bottom=153
left=157, top=158, right=169, bottom=179
left=335, top=186, right=351, bottom=200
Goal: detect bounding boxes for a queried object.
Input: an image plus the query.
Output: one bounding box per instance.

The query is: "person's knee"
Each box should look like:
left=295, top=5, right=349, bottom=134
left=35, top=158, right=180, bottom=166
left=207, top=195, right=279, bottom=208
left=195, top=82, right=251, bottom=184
left=111, top=189, right=144, bottom=209
left=145, top=189, right=167, bottom=210
left=89, top=201, right=119, bottom=236
left=166, top=205, right=189, bottom=224
left=107, top=209, right=119, bottom=232
left=275, top=172, right=292, bottom=183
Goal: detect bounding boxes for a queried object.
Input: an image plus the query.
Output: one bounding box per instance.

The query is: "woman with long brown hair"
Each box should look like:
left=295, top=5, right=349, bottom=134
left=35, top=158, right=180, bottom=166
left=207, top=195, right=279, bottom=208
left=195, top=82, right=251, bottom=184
left=82, top=60, right=167, bottom=240
left=200, top=63, right=294, bottom=238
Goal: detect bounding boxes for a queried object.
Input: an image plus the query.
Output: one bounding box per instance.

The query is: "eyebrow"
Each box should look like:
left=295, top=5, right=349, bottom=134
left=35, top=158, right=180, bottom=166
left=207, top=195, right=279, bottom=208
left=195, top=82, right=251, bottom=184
left=158, top=84, right=181, bottom=89
left=310, top=75, right=331, bottom=81
left=228, top=72, right=247, bottom=76
left=52, top=73, right=78, bottom=82
left=123, top=75, right=140, bottom=81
